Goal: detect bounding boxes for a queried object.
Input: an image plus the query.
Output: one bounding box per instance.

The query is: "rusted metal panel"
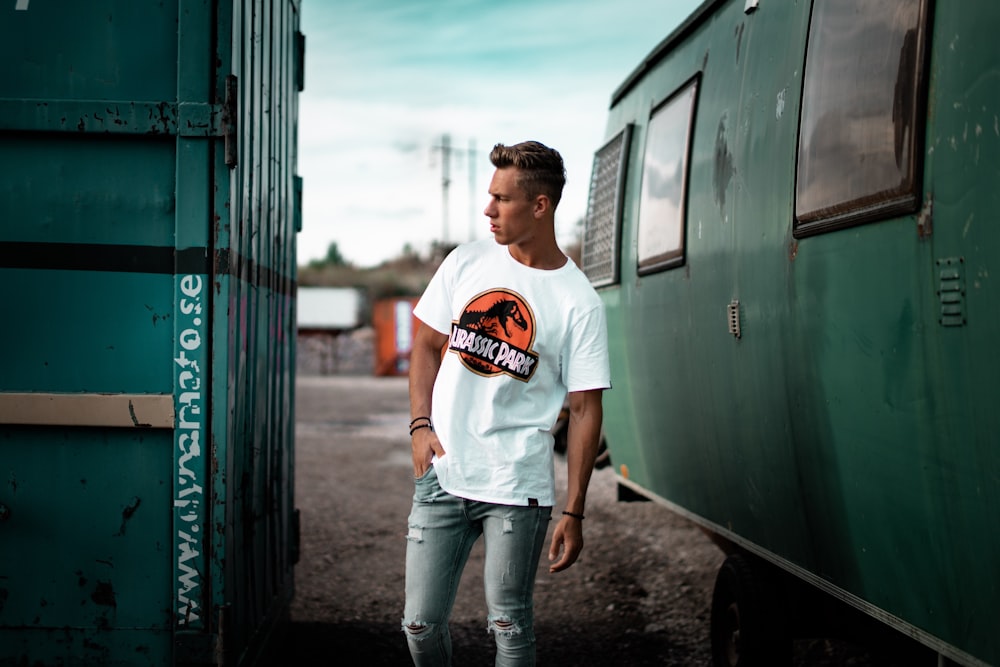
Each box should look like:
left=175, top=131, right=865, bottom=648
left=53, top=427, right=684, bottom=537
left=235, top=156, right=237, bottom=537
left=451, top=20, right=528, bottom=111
left=0, top=99, right=227, bottom=135
left=0, top=393, right=175, bottom=428
left=0, top=1, right=303, bottom=665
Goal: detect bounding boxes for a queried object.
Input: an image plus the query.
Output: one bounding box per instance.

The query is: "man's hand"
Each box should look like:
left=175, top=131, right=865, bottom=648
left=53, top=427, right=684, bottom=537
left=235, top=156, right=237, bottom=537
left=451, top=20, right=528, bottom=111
left=411, top=427, right=445, bottom=478
left=549, top=389, right=603, bottom=573
left=409, top=322, right=449, bottom=477
left=548, top=515, right=584, bottom=573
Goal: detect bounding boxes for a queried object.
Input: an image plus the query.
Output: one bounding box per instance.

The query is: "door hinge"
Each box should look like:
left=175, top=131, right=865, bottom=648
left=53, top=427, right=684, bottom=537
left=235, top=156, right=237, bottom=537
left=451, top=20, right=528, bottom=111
left=728, top=299, right=742, bottom=339
left=223, top=74, right=238, bottom=168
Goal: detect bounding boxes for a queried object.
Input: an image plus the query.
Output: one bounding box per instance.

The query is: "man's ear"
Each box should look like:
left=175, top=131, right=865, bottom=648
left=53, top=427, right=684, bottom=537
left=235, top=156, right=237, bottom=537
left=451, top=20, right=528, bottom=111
left=533, top=194, right=551, bottom=218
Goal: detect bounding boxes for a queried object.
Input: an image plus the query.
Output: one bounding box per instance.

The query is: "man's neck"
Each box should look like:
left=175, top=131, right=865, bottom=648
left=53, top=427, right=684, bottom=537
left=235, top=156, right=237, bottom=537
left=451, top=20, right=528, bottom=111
left=506, top=242, right=568, bottom=270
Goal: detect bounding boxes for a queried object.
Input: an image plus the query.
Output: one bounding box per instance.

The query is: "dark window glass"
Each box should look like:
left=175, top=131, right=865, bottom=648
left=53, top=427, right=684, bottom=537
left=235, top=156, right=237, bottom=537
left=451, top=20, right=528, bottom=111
left=637, top=79, right=697, bottom=274
left=795, top=0, right=929, bottom=236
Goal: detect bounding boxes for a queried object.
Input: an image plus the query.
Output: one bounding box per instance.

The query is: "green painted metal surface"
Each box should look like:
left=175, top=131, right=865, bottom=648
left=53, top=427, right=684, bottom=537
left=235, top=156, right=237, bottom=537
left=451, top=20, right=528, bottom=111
left=0, top=1, right=303, bottom=665
left=584, top=0, right=999, bottom=664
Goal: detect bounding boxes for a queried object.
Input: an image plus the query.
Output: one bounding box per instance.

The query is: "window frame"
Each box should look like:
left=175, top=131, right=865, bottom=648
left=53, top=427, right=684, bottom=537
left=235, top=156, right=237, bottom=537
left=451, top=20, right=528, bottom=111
left=581, top=125, right=633, bottom=288
left=636, top=75, right=699, bottom=276
left=793, top=0, right=932, bottom=238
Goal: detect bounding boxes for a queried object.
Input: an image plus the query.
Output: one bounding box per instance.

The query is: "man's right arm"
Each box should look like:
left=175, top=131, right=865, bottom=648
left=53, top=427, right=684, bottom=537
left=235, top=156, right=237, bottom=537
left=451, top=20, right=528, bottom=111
left=409, top=321, right=449, bottom=477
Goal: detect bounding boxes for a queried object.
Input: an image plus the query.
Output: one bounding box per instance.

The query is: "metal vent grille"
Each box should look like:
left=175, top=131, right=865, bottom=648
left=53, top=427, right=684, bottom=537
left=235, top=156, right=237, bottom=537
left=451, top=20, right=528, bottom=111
left=937, top=257, right=966, bottom=327
left=582, top=125, right=632, bottom=287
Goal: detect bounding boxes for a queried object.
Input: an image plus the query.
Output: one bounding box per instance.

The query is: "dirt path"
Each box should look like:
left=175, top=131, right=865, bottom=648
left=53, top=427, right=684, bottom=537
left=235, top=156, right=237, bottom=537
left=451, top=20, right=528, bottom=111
left=283, top=376, right=720, bottom=665
left=280, top=376, right=928, bottom=667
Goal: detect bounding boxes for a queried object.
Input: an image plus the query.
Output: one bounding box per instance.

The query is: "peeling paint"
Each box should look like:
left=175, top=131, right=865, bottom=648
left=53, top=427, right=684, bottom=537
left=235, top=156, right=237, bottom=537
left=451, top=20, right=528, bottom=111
left=90, top=581, right=116, bottom=608
left=116, top=497, right=142, bottom=536
left=713, top=115, right=735, bottom=214
left=962, top=213, right=974, bottom=239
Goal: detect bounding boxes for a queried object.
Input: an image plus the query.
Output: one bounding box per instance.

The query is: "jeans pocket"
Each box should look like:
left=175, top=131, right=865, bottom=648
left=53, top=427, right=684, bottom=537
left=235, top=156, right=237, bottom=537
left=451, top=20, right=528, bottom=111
left=413, top=465, right=440, bottom=502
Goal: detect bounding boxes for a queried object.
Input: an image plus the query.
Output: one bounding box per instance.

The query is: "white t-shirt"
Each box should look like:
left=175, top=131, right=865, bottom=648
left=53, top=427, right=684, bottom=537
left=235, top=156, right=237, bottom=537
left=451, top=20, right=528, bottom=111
left=413, top=239, right=611, bottom=507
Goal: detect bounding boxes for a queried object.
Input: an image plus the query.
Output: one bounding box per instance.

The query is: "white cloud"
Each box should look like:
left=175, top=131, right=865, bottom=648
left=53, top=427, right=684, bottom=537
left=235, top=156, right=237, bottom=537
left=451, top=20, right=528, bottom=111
left=297, top=0, right=703, bottom=267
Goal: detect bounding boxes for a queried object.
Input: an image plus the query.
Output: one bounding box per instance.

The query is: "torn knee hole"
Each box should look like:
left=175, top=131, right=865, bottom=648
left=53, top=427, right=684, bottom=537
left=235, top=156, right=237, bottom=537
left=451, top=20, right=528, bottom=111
left=403, top=619, right=431, bottom=637
left=487, top=616, right=523, bottom=638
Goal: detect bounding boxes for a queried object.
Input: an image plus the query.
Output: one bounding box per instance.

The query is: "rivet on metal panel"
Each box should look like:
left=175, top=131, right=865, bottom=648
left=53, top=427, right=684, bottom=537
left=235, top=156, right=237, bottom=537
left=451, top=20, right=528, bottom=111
left=728, top=300, right=742, bottom=339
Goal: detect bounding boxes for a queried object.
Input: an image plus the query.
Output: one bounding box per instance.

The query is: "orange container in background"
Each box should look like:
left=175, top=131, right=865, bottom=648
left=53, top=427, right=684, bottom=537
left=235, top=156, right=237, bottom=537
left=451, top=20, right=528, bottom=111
left=373, top=297, right=420, bottom=376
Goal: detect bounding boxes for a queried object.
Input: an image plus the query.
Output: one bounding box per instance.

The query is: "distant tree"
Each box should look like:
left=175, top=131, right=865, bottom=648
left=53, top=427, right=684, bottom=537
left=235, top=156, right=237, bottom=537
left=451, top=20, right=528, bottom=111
left=563, top=216, right=584, bottom=265
left=324, top=241, right=347, bottom=266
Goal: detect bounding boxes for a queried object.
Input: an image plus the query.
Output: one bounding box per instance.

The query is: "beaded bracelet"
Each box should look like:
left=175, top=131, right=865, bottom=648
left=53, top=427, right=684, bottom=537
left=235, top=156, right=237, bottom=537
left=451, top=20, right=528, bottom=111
left=561, top=511, right=585, bottom=521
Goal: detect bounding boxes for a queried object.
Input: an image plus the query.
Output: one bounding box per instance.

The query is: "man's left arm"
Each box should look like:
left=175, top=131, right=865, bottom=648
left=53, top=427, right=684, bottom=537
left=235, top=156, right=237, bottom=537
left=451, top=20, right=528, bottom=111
left=548, top=388, right=604, bottom=573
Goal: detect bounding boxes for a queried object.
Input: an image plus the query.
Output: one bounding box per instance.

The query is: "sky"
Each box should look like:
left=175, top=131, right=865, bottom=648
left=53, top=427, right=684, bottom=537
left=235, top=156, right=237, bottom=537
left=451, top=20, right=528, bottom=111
left=297, top=0, right=704, bottom=268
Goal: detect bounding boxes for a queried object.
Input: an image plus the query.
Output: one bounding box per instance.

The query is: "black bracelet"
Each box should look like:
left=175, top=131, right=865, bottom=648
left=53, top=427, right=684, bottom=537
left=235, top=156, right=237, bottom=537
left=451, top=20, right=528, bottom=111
left=410, top=423, right=432, bottom=437
left=562, top=511, right=585, bottom=521
left=409, top=416, right=431, bottom=427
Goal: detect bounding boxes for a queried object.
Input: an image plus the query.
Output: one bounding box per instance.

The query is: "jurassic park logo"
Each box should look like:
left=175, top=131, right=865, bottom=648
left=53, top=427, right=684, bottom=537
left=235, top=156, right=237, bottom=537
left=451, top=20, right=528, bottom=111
left=448, top=288, right=539, bottom=381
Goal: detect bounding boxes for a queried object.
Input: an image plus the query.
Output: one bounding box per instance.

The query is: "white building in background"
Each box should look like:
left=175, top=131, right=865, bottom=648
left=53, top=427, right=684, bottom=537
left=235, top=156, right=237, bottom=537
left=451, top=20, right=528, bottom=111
left=296, top=287, right=364, bottom=331
left=296, top=287, right=371, bottom=376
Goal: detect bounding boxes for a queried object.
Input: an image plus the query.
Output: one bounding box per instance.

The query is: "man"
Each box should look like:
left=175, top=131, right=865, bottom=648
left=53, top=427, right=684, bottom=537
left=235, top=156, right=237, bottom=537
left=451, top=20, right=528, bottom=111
left=402, top=140, right=610, bottom=666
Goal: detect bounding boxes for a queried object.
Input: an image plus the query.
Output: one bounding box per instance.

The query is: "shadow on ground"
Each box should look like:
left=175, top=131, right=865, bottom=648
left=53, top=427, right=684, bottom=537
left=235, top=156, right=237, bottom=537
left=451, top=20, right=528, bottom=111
left=276, top=619, right=701, bottom=667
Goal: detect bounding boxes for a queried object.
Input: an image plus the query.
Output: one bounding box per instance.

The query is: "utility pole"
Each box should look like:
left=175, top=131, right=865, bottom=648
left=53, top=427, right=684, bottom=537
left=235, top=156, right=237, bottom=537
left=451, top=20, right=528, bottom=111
left=438, top=134, right=452, bottom=244
left=468, top=139, right=477, bottom=243
left=434, top=135, right=479, bottom=245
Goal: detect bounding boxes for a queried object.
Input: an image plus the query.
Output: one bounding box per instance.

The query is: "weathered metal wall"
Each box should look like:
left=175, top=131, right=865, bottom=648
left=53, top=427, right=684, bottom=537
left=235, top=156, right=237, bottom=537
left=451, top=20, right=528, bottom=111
left=0, top=1, right=303, bottom=664
left=584, top=0, right=999, bottom=665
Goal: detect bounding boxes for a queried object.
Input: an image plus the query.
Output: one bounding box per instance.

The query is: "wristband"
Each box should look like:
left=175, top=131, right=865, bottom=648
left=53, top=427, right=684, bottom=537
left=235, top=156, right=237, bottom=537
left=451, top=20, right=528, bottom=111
left=409, top=416, right=432, bottom=427
left=410, top=423, right=432, bottom=437
left=561, top=510, right=585, bottom=521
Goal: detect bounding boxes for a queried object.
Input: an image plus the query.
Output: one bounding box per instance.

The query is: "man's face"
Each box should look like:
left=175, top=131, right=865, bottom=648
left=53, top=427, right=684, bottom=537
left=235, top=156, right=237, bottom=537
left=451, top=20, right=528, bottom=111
left=484, top=167, right=537, bottom=247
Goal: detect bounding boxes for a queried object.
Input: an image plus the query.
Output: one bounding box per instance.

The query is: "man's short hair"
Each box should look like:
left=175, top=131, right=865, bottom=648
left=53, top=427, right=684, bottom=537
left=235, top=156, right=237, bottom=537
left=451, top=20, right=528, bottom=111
left=489, top=141, right=566, bottom=209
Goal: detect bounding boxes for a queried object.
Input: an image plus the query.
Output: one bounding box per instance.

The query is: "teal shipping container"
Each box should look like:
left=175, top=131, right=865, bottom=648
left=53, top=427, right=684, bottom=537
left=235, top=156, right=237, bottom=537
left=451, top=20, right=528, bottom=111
left=0, top=1, right=304, bottom=665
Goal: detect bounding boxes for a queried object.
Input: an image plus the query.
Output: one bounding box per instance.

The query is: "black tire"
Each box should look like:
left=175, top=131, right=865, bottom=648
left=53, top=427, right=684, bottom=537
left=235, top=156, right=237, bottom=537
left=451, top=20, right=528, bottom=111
left=710, top=553, right=791, bottom=667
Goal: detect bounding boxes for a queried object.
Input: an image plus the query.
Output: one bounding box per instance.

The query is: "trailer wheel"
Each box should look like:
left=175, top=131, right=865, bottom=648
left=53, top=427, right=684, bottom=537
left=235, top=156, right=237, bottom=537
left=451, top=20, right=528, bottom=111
left=710, top=553, right=790, bottom=667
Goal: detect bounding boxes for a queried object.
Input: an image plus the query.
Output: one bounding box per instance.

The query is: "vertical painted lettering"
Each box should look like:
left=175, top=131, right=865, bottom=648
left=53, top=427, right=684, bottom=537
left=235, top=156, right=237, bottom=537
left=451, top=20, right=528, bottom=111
left=173, top=273, right=206, bottom=627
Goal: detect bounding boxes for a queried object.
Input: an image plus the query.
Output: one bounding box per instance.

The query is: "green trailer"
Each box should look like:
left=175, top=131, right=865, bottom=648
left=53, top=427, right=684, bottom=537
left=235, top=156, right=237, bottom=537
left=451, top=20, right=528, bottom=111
left=580, top=0, right=998, bottom=665
left=0, top=1, right=303, bottom=664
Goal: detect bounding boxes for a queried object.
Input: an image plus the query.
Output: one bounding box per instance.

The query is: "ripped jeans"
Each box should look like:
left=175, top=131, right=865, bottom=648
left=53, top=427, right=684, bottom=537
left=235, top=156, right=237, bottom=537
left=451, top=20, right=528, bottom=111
left=402, top=466, right=551, bottom=667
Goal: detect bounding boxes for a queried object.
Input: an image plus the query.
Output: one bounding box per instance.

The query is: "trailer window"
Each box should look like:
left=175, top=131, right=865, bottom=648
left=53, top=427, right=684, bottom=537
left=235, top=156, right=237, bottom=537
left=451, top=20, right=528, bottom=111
left=795, top=0, right=929, bottom=236
left=582, top=126, right=632, bottom=287
left=637, top=79, right=697, bottom=274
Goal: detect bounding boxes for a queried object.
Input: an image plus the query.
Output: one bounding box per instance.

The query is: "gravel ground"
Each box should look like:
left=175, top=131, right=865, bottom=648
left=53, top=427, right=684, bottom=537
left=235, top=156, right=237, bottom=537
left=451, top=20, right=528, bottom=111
left=280, top=376, right=934, bottom=667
